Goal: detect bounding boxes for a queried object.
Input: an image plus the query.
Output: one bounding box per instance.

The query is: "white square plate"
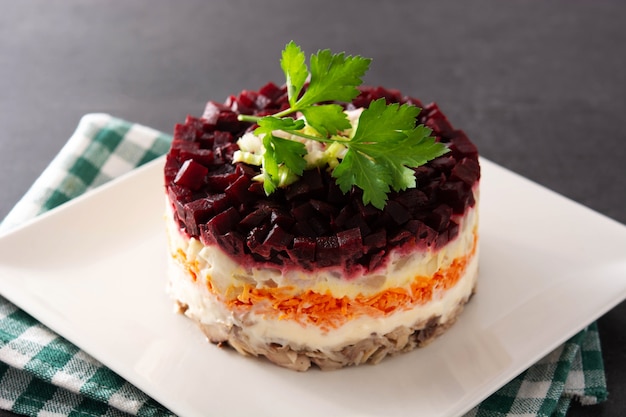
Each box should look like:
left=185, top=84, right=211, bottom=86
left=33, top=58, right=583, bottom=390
left=1, top=157, right=625, bottom=417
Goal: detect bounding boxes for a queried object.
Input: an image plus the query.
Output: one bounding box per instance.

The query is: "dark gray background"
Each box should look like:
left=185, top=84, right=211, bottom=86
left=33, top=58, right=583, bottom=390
left=1, top=1, right=624, bottom=416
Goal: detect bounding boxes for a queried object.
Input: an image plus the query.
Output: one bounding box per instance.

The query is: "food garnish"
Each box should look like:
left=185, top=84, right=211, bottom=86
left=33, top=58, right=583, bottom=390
left=236, top=41, right=449, bottom=209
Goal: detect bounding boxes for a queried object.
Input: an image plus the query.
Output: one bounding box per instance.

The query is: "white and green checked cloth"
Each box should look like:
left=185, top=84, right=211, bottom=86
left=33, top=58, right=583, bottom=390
left=0, top=114, right=608, bottom=417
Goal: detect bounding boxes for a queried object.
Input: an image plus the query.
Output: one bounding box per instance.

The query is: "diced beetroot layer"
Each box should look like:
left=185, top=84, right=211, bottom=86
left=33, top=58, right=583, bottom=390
left=165, top=84, right=480, bottom=276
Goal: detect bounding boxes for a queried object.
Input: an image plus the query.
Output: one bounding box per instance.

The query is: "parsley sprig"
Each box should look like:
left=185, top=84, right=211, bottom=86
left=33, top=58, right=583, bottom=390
left=237, top=41, right=449, bottom=209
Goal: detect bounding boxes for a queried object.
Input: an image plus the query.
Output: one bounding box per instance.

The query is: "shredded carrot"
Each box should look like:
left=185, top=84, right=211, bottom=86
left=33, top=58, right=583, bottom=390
left=175, top=230, right=478, bottom=331
left=173, top=248, right=199, bottom=282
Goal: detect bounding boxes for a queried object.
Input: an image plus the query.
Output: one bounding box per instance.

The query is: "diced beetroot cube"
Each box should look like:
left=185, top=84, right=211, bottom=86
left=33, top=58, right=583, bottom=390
left=173, top=123, right=198, bottom=142
left=213, top=131, right=234, bottom=147
left=434, top=220, right=459, bottom=249
left=270, top=209, right=295, bottom=229
left=308, top=216, right=330, bottom=236
left=424, top=104, right=454, bottom=137
left=171, top=138, right=200, bottom=153
left=198, top=223, right=216, bottom=246
left=167, top=184, right=191, bottom=218
left=273, top=91, right=290, bottom=112
left=201, top=120, right=216, bottom=133
left=214, top=143, right=239, bottom=165
left=384, top=200, right=410, bottom=225
left=390, top=230, right=412, bottom=245
left=179, top=149, right=214, bottom=166
left=239, top=207, right=271, bottom=229
left=216, top=111, right=241, bottom=132
left=263, top=224, right=294, bottom=252
left=344, top=214, right=372, bottom=237
left=164, top=162, right=180, bottom=183
left=368, top=249, right=386, bottom=271
left=333, top=205, right=355, bottom=229
left=310, top=199, right=337, bottom=218
left=234, top=90, right=257, bottom=114
left=421, top=172, right=445, bottom=198
left=363, top=229, right=386, bottom=253
left=254, top=92, right=271, bottom=110
left=174, top=159, right=208, bottom=191
left=207, top=169, right=239, bottom=192
left=352, top=90, right=372, bottom=109
left=395, top=188, right=429, bottom=210
left=289, top=237, right=316, bottom=266
left=337, top=228, right=363, bottom=255
left=414, top=221, right=438, bottom=249
left=284, top=179, right=310, bottom=201
left=225, top=174, right=253, bottom=203
left=373, top=86, right=402, bottom=103
left=429, top=155, right=456, bottom=174
left=183, top=198, right=215, bottom=236
left=448, top=221, right=460, bottom=241
left=435, top=231, right=449, bottom=249
left=403, top=220, right=422, bottom=237
left=247, top=224, right=272, bottom=259
left=449, top=130, right=478, bottom=157
left=285, top=168, right=324, bottom=201
left=467, top=190, right=476, bottom=208
left=217, top=231, right=245, bottom=256
left=206, top=206, right=240, bottom=236
left=236, top=163, right=257, bottom=177
left=202, top=101, right=229, bottom=124
left=315, top=236, right=341, bottom=266
left=302, top=169, right=324, bottom=194
left=414, top=165, right=435, bottom=183
left=184, top=115, right=204, bottom=132
left=258, top=82, right=285, bottom=102
left=424, top=204, right=452, bottom=232
left=355, top=198, right=379, bottom=220
left=404, top=96, right=424, bottom=110
left=247, top=181, right=265, bottom=196
left=450, top=158, right=481, bottom=186
left=291, top=202, right=315, bottom=224
left=224, top=95, right=237, bottom=109
left=198, top=131, right=215, bottom=149
left=438, top=181, right=471, bottom=214
left=326, top=179, right=346, bottom=204
left=292, top=220, right=317, bottom=238
left=205, top=194, right=230, bottom=215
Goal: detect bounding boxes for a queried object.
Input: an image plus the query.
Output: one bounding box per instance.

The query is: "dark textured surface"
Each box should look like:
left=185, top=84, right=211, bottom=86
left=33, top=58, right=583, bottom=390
left=0, top=1, right=624, bottom=416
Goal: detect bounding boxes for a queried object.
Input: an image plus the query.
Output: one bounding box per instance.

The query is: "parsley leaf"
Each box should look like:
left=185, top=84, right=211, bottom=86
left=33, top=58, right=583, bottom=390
left=333, top=148, right=392, bottom=209
left=255, top=116, right=305, bottom=136
left=261, top=134, right=279, bottom=195
left=350, top=99, right=420, bottom=142
left=256, top=117, right=307, bottom=192
left=280, top=41, right=308, bottom=107
left=346, top=99, right=450, bottom=197
left=270, top=135, right=307, bottom=175
left=300, top=104, right=351, bottom=137
left=296, top=49, right=371, bottom=108
left=236, top=42, right=450, bottom=209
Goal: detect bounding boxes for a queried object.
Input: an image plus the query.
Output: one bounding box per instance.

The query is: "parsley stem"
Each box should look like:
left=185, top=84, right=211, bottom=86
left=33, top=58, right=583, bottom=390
left=237, top=114, right=262, bottom=123
left=237, top=114, right=342, bottom=144
left=273, top=107, right=301, bottom=118
left=284, top=130, right=336, bottom=143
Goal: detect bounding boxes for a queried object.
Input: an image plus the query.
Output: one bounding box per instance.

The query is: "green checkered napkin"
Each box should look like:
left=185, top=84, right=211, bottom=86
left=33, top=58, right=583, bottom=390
left=0, top=114, right=608, bottom=417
